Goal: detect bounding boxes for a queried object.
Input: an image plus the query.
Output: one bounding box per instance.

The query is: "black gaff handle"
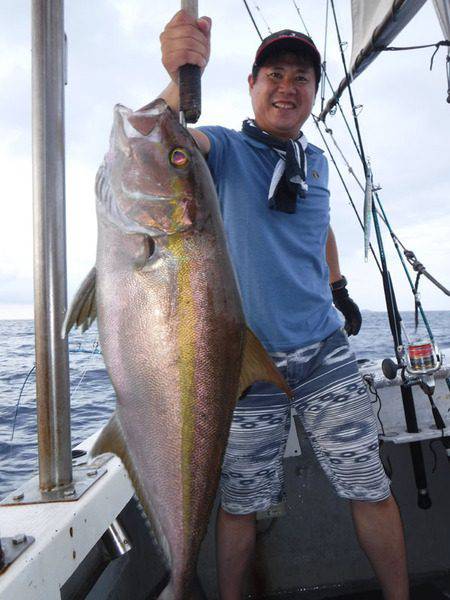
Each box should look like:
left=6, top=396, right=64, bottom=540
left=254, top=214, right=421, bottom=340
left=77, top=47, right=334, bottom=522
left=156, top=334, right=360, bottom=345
left=179, top=64, right=201, bottom=123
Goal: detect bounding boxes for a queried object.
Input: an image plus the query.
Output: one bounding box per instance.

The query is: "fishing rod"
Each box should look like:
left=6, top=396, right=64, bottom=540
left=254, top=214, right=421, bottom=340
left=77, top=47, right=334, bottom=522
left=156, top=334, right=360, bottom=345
left=373, top=192, right=450, bottom=338
left=315, top=116, right=449, bottom=337
left=179, top=0, right=201, bottom=124
left=328, top=0, right=437, bottom=509
left=312, top=115, right=382, bottom=273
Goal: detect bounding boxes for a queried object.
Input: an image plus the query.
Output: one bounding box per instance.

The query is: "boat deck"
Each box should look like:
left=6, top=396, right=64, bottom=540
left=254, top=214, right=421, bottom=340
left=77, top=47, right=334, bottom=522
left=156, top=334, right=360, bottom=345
left=254, top=573, right=450, bottom=598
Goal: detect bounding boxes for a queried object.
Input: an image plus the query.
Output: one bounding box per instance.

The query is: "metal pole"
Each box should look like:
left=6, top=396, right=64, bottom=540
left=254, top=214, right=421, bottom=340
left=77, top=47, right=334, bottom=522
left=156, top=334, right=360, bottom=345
left=32, top=0, right=72, bottom=491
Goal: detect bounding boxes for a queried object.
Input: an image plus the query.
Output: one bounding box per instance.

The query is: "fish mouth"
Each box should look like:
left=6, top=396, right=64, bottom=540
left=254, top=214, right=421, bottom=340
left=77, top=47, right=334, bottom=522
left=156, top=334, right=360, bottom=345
left=128, top=99, right=168, bottom=136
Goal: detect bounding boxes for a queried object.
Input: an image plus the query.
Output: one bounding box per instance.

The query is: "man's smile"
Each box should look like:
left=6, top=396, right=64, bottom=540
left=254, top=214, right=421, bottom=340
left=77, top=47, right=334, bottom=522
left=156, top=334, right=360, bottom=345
left=272, top=101, right=297, bottom=109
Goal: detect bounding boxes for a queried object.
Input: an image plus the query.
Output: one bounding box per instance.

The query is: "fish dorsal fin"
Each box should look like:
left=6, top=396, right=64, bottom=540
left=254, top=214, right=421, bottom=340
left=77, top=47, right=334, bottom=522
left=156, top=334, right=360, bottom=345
left=62, top=267, right=97, bottom=337
left=238, top=327, right=293, bottom=399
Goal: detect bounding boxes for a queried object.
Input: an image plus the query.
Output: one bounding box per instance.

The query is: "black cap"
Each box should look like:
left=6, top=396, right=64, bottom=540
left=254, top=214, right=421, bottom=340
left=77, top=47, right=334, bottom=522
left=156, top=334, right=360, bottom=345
left=253, top=30, right=321, bottom=88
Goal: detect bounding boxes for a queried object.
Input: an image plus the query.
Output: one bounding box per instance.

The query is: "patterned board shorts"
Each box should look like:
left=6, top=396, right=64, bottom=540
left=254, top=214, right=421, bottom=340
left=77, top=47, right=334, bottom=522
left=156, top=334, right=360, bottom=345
left=220, top=327, right=391, bottom=514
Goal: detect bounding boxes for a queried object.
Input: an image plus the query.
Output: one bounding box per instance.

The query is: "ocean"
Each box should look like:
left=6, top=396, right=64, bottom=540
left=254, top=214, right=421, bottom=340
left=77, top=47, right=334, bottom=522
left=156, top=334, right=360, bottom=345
left=1, top=311, right=449, bottom=500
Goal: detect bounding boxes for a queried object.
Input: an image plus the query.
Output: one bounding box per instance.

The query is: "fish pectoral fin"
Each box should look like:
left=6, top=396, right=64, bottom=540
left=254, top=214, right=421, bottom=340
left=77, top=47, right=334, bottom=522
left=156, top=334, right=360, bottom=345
left=62, top=267, right=97, bottom=337
left=91, top=412, right=125, bottom=459
left=238, top=327, right=293, bottom=399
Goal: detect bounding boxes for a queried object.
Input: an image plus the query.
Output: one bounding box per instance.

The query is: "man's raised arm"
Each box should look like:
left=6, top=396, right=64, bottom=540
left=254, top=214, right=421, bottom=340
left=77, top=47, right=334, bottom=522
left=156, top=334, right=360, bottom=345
left=158, top=10, right=212, bottom=155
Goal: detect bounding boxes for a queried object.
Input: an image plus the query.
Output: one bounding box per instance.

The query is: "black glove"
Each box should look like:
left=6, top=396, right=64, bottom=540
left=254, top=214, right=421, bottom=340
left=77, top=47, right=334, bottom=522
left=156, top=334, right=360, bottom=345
left=331, top=276, right=362, bottom=336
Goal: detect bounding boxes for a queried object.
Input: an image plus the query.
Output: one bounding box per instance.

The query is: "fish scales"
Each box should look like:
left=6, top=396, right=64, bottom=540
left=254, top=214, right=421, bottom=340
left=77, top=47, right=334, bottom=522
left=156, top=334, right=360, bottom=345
left=64, top=99, right=290, bottom=599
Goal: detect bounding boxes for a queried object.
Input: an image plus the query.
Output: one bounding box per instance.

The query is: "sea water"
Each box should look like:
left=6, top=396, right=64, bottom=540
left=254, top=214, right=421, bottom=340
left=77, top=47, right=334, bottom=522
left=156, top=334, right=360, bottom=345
left=1, top=311, right=449, bottom=499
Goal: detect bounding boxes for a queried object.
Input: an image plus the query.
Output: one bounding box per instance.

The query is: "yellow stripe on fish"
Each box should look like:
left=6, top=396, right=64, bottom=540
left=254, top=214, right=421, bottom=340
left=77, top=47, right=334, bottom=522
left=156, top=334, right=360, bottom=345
left=168, top=234, right=196, bottom=541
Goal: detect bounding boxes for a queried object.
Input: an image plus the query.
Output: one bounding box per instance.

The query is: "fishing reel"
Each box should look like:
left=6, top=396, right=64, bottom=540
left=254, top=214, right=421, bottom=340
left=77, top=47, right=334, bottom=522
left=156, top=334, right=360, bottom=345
left=382, top=340, right=443, bottom=391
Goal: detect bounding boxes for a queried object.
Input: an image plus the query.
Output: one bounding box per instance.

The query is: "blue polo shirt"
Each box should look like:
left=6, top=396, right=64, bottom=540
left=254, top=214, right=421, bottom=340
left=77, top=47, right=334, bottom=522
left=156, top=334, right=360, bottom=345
left=199, top=126, right=342, bottom=352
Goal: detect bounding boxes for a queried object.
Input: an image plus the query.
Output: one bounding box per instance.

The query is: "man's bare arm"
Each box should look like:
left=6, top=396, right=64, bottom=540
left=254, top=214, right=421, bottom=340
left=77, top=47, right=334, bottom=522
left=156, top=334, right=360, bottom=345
left=326, top=226, right=343, bottom=284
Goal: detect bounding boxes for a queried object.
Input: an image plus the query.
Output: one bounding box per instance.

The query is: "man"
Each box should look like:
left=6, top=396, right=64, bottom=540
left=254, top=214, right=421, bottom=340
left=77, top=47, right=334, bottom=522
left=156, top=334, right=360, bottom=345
left=159, top=10, right=409, bottom=600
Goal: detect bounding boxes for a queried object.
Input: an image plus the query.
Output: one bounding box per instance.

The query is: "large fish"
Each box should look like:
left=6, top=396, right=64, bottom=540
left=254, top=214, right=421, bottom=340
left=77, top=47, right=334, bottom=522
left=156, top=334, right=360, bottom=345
left=64, top=99, right=290, bottom=599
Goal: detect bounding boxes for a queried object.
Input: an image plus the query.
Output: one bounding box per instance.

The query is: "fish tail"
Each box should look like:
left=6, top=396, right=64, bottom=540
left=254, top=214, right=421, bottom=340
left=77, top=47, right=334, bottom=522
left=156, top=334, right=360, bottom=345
left=157, top=576, right=205, bottom=600
left=157, top=580, right=175, bottom=600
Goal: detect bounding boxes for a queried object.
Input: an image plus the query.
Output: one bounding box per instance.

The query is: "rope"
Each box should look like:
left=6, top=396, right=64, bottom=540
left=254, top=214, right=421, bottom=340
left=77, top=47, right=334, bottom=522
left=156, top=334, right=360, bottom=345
left=378, top=40, right=449, bottom=52
left=376, top=40, right=450, bottom=70
left=403, top=250, right=450, bottom=297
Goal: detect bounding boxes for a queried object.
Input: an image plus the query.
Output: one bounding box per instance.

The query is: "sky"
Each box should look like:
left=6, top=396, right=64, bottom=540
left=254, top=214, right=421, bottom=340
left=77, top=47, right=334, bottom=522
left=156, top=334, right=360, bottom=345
left=0, top=0, right=449, bottom=319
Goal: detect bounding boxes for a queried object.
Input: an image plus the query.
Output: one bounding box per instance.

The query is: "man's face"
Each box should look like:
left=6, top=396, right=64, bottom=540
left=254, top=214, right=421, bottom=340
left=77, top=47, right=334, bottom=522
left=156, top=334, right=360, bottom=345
left=248, top=52, right=316, bottom=140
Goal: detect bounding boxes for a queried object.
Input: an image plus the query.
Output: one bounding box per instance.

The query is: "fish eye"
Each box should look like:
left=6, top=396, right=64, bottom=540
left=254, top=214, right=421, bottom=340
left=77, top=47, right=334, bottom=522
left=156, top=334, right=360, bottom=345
left=169, top=148, right=190, bottom=168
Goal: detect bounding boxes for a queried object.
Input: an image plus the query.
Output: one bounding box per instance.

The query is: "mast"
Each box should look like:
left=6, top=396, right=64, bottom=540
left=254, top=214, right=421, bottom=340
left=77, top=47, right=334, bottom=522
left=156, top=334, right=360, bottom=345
left=32, top=0, right=72, bottom=491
